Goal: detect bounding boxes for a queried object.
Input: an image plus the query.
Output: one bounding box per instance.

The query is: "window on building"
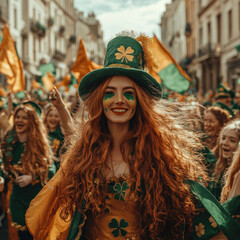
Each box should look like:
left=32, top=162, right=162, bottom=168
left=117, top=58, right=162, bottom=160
left=33, top=36, right=36, bottom=62
left=55, top=9, right=57, bottom=25
left=207, top=21, right=211, bottom=44
left=228, top=9, right=232, bottom=39
left=217, top=14, right=221, bottom=44
left=39, top=38, right=41, bottom=53
left=14, top=8, right=17, bottom=29
left=48, top=32, right=51, bottom=54
left=55, top=33, right=57, bottom=51
left=33, top=8, right=36, bottom=21
left=239, top=2, right=240, bottom=32
left=199, top=27, right=203, bottom=47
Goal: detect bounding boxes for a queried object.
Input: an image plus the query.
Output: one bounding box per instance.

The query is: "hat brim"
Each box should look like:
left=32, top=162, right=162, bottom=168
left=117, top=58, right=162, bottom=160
left=78, top=67, right=162, bottom=100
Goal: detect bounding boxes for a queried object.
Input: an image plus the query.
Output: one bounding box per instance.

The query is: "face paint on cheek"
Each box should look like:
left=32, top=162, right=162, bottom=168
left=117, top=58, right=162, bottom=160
left=123, top=93, right=135, bottom=101
left=103, top=93, right=115, bottom=113
left=103, top=93, right=115, bottom=100
left=124, top=93, right=136, bottom=107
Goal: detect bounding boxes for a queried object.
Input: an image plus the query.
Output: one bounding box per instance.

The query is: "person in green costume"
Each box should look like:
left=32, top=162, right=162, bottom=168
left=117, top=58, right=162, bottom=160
left=209, top=119, right=240, bottom=200
left=44, top=103, right=64, bottom=171
left=0, top=102, right=55, bottom=240
left=214, top=83, right=235, bottom=117
left=25, top=33, right=240, bottom=240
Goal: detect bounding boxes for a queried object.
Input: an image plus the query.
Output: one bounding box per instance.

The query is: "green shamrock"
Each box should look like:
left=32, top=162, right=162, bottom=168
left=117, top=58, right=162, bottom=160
left=113, top=181, right=129, bottom=201
left=109, top=218, right=128, bottom=237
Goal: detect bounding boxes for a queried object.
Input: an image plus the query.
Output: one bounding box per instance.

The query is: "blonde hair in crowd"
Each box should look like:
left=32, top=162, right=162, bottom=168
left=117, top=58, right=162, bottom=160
left=214, top=119, right=240, bottom=180
left=221, top=147, right=240, bottom=202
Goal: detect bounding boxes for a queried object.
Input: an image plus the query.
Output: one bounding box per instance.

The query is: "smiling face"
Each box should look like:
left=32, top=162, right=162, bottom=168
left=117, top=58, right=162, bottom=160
left=204, top=111, right=220, bottom=137
left=220, top=128, right=239, bottom=160
left=103, top=76, right=137, bottom=125
left=46, top=108, right=60, bottom=132
left=14, top=109, right=29, bottom=134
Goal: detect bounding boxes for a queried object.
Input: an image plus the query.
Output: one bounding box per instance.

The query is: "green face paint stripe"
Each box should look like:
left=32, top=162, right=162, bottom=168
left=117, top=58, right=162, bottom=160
left=123, top=93, right=135, bottom=101
left=104, top=93, right=115, bottom=100
left=104, top=108, right=108, bottom=112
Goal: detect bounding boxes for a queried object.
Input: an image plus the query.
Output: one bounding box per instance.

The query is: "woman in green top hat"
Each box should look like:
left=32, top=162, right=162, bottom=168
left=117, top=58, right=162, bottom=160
left=0, top=101, right=55, bottom=240
left=26, top=32, right=240, bottom=240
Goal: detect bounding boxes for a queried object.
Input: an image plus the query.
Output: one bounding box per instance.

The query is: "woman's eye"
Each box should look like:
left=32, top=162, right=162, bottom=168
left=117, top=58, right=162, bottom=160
left=103, top=92, right=115, bottom=99
left=125, top=91, right=134, bottom=95
left=104, top=91, right=114, bottom=95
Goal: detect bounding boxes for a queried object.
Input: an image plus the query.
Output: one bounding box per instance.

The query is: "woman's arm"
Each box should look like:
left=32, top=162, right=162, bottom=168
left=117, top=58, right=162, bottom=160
left=49, top=86, right=75, bottom=137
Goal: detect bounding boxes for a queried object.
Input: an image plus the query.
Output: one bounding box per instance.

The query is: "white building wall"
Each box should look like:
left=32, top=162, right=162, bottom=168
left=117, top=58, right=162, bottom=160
left=221, top=0, right=240, bottom=82
left=8, top=0, right=23, bottom=57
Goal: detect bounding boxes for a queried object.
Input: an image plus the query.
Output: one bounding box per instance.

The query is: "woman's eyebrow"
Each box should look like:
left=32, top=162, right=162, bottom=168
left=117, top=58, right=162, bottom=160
left=105, top=86, right=135, bottom=90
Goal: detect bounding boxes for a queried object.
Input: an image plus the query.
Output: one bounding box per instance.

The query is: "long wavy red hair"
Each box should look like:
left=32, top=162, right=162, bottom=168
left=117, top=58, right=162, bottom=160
left=2, top=105, right=52, bottom=183
left=59, top=79, right=207, bottom=239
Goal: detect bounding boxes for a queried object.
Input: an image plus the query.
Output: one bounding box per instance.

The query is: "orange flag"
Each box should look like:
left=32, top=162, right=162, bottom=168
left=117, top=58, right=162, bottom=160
left=0, top=25, right=25, bottom=93
left=42, top=72, right=55, bottom=91
left=55, top=74, right=71, bottom=92
left=0, top=87, right=7, bottom=96
left=31, top=79, right=46, bottom=94
left=72, top=38, right=102, bottom=83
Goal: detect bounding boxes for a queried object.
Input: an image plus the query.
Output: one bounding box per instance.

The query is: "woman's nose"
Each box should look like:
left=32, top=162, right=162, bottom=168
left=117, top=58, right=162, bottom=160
left=116, top=92, right=124, bottom=103
left=222, top=138, right=229, bottom=145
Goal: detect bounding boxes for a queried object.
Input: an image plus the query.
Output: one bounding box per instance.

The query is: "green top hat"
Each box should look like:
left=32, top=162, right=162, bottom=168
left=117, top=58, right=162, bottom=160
left=22, top=100, right=42, bottom=116
left=215, top=83, right=235, bottom=99
left=78, top=35, right=162, bottom=100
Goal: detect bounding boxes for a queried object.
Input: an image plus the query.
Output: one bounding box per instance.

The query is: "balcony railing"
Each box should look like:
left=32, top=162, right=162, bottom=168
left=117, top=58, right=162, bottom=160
left=198, top=43, right=220, bottom=58
left=59, top=26, right=65, bottom=36
left=48, top=17, right=54, bottom=27
left=31, top=20, right=46, bottom=38
left=52, top=49, right=66, bottom=61
left=69, top=35, right=76, bottom=44
left=185, top=23, right=191, bottom=36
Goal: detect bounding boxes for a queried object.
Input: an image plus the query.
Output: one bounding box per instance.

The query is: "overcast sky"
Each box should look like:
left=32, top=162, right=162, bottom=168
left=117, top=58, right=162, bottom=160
left=74, top=0, right=172, bottom=43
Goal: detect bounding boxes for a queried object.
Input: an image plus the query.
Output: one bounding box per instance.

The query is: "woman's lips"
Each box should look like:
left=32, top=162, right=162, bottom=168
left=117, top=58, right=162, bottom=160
left=111, top=108, right=128, bottom=115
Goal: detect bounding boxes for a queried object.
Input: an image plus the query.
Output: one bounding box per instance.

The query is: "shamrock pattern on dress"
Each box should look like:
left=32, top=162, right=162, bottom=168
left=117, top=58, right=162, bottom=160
left=113, top=181, right=129, bottom=201
left=109, top=218, right=128, bottom=237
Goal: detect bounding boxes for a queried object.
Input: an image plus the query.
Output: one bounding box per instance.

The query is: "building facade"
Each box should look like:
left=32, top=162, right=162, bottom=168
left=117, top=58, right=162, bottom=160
left=160, top=0, right=187, bottom=63
left=160, top=0, right=240, bottom=95
left=0, top=0, right=105, bottom=90
left=220, top=0, right=240, bottom=94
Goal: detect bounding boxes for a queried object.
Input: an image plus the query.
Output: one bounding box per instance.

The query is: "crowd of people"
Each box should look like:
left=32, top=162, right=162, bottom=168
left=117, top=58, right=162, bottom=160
left=0, top=32, right=240, bottom=240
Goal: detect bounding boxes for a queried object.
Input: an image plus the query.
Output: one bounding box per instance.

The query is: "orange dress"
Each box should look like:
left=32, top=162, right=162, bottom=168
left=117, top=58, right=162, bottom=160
left=84, top=176, right=142, bottom=240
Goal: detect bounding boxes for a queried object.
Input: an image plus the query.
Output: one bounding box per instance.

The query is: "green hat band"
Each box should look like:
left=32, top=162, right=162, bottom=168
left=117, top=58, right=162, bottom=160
left=22, top=101, right=42, bottom=116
